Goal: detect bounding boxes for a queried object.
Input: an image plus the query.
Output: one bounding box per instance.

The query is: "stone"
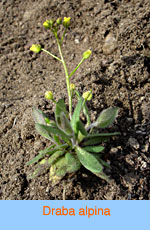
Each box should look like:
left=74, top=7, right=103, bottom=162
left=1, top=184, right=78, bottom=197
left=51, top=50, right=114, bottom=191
left=127, top=137, right=140, bottom=150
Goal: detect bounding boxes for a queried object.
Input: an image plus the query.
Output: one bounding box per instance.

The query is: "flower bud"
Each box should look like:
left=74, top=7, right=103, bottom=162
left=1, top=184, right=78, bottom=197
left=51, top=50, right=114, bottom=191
left=56, top=18, right=62, bottom=25
left=63, top=17, right=71, bottom=28
left=83, top=49, right=92, bottom=60
left=70, top=83, right=75, bottom=90
left=82, top=90, right=92, bottom=101
left=30, top=44, right=41, bottom=53
left=43, top=20, right=53, bottom=29
left=45, top=91, right=53, bottom=100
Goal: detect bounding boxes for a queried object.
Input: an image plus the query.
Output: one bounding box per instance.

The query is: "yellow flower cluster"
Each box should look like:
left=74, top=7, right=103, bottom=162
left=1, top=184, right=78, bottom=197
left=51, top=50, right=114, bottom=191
left=30, top=44, right=41, bottom=53
left=83, top=50, right=92, bottom=60
left=63, top=17, right=71, bottom=28
left=82, top=90, right=92, bottom=101
left=45, top=91, right=53, bottom=100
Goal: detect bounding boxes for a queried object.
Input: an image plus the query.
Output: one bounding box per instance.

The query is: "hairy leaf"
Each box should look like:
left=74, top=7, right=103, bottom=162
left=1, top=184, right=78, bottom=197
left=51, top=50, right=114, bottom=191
left=71, top=97, right=83, bottom=135
left=85, top=132, right=120, bottom=138
left=53, top=135, right=62, bottom=145
left=91, top=153, right=110, bottom=168
left=28, top=159, right=49, bottom=179
left=77, top=120, right=88, bottom=136
left=55, top=99, right=68, bottom=124
left=93, top=172, right=110, bottom=182
left=76, top=146, right=103, bottom=173
left=32, top=107, right=51, bottom=125
left=48, top=150, right=65, bottom=165
left=99, top=158, right=111, bottom=168
left=35, top=123, right=54, bottom=142
left=65, top=152, right=81, bottom=173
left=57, top=112, right=74, bottom=136
left=35, top=123, right=71, bottom=143
left=32, top=107, right=47, bottom=125
left=83, top=145, right=104, bottom=153
left=49, top=156, right=67, bottom=185
left=26, top=144, right=56, bottom=165
left=75, top=91, right=91, bottom=126
left=95, top=107, right=119, bottom=128
left=83, top=103, right=91, bottom=126
left=82, top=137, right=108, bottom=146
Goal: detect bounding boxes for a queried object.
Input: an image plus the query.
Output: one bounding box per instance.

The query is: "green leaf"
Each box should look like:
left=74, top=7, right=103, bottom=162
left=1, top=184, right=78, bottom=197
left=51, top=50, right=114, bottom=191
left=75, top=146, right=103, bottom=173
left=26, top=144, right=68, bottom=165
left=35, top=123, right=71, bottom=143
left=48, top=150, right=65, bottom=165
left=48, top=143, right=68, bottom=152
left=93, top=172, right=110, bottom=182
left=57, top=112, right=74, bottom=136
left=35, top=123, right=54, bottom=142
left=77, top=120, right=88, bottom=136
left=55, top=99, right=68, bottom=124
left=82, top=137, right=108, bottom=146
left=83, top=145, right=104, bottom=153
left=81, top=132, right=120, bottom=146
left=26, top=144, right=56, bottom=165
left=75, top=90, right=80, bottom=98
left=49, top=156, right=68, bottom=185
left=85, top=132, right=120, bottom=138
left=75, top=90, right=91, bottom=126
left=53, top=135, right=62, bottom=145
left=95, top=107, right=119, bottom=128
left=44, top=117, right=51, bottom=124
left=99, top=158, right=111, bottom=168
left=83, top=103, right=91, bottom=126
left=75, top=91, right=91, bottom=126
left=49, top=153, right=81, bottom=185
left=91, top=153, right=110, bottom=168
left=55, top=167, right=67, bottom=177
left=71, top=97, right=83, bottom=135
left=32, top=107, right=47, bottom=125
left=28, top=159, right=49, bottom=179
left=65, top=153, right=81, bottom=173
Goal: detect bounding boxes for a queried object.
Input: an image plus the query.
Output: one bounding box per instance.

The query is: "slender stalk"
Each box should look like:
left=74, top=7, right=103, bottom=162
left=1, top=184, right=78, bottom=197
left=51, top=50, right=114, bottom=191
left=41, top=48, right=62, bottom=62
left=69, top=58, right=85, bottom=79
left=55, top=36, right=72, bottom=119
left=61, top=28, right=67, bottom=43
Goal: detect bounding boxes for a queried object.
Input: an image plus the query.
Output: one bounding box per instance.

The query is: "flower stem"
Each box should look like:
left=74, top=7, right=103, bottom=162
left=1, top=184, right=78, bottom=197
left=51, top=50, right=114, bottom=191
left=69, top=58, right=85, bottom=79
left=41, top=48, right=62, bottom=62
left=61, top=28, right=67, bottom=43
left=55, top=36, right=72, bottom=119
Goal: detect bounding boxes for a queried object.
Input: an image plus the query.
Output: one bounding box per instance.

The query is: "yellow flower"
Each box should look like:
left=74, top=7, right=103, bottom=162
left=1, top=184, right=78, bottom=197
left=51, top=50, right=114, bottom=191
left=82, top=90, right=92, bottom=101
left=70, top=83, right=75, bottom=90
left=45, top=91, right=53, bottom=100
left=30, top=44, right=41, bottom=53
left=43, top=20, right=53, bottom=29
left=63, top=17, right=71, bottom=28
left=56, top=18, right=62, bottom=25
left=83, top=49, right=92, bottom=59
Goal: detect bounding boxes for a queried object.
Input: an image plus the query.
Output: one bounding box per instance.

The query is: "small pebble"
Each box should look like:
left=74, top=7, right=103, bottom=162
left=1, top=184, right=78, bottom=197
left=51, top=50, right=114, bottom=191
left=74, top=38, right=80, bottom=44
left=103, top=33, right=117, bottom=55
left=127, top=137, right=140, bottom=150
left=110, top=147, right=118, bottom=154
left=141, top=142, right=149, bottom=153
left=140, top=161, right=147, bottom=170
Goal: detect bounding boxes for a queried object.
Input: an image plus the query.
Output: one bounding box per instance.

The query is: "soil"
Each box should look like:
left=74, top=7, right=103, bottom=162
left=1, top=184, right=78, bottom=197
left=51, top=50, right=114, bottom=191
left=0, top=0, right=150, bottom=200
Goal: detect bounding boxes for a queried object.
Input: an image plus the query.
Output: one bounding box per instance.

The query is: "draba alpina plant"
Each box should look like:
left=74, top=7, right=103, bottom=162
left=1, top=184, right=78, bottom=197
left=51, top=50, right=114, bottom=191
left=28, top=17, right=120, bottom=185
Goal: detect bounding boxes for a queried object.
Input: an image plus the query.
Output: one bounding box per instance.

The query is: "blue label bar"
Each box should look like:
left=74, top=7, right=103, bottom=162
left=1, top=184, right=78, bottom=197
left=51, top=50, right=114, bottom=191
left=0, top=201, right=149, bottom=230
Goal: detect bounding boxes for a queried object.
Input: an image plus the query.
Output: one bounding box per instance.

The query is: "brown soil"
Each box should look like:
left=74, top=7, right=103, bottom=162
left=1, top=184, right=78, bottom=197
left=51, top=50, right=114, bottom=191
left=0, top=0, right=150, bottom=200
